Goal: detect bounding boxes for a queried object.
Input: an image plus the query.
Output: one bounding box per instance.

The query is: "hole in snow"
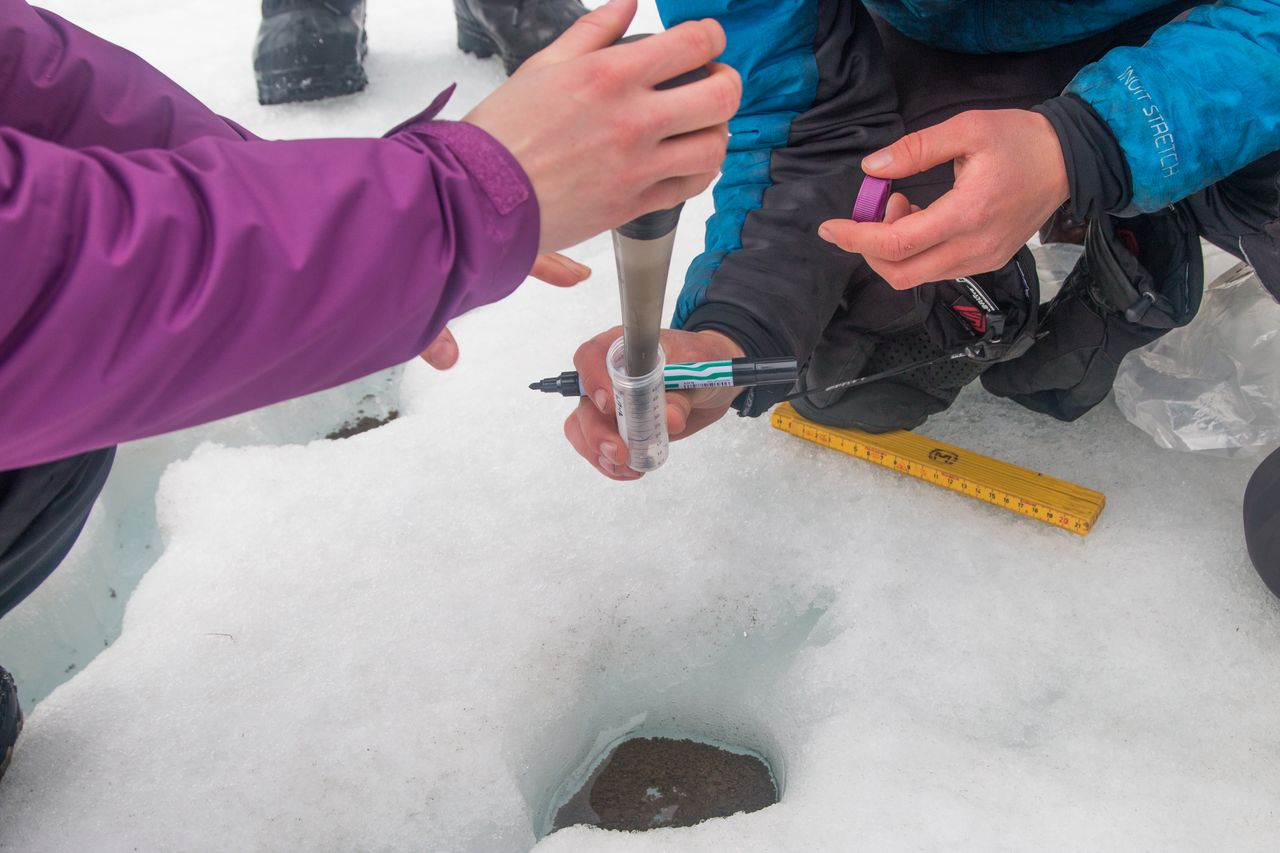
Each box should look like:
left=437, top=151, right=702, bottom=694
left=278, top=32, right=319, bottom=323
left=324, top=408, right=400, bottom=441
left=521, top=596, right=833, bottom=839
left=550, top=735, right=778, bottom=833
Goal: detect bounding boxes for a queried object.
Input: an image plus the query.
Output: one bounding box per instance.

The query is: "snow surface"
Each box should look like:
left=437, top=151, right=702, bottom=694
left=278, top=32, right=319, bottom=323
left=2, top=1, right=1280, bottom=851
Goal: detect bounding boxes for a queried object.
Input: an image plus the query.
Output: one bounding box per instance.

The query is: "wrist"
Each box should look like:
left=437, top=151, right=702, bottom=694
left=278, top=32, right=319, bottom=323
left=1032, top=95, right=1132, bottom=220
left=1032, top=111, right=1070, bottom=207
left=681, top=304, right=790, bottom=364
left=698, top=329, right=747, bottom=360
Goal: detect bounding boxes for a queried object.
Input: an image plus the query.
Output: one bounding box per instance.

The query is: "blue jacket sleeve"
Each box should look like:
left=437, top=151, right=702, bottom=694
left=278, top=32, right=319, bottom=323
left=1067, top=0, right=1280, bottom=213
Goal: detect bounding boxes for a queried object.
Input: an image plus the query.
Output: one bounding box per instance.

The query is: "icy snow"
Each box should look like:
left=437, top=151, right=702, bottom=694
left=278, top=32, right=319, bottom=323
left=2, top=1, right=1279, bottom=851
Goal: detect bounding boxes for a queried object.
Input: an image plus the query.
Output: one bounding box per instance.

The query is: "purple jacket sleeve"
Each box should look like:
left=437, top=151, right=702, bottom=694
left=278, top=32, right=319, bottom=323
left=0, top=0, right=542, bottom=469
left=1, top=0, right=250, bottom=150
left=0, top=98, right=541, bottom=469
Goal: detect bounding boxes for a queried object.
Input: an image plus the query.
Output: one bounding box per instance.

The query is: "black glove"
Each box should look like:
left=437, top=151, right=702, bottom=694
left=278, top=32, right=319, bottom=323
left=982, top=204, right=1203, bottom=421
left=794, top=247, right=1040, bottom=433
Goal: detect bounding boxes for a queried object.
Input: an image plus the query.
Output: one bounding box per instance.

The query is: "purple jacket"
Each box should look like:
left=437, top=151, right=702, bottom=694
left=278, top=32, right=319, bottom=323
left=0, top=0, right=540, bottom=470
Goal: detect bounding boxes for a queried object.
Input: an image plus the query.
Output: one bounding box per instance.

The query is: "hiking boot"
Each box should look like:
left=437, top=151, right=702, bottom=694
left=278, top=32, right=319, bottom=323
left=795, top=247, right=1040, bottom=433
left=254, top=0, right=368, bottom=105
left=982, top=205, right=1204, bottom=421
left=454, top=0, right=588, bottom=75
left=0, top=666, right=23, bottom=784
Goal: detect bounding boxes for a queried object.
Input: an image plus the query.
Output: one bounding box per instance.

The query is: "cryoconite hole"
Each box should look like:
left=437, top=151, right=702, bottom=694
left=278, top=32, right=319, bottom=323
left=324, top=409, right=400, bottom=440
left=550, top=736, right=778, bottom=833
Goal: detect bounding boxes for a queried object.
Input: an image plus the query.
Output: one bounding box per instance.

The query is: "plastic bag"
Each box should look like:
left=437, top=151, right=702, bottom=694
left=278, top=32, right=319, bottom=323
left=1114, top=263, right=1280, bottom=454
left=1030, top=241, right=1084, bottom=302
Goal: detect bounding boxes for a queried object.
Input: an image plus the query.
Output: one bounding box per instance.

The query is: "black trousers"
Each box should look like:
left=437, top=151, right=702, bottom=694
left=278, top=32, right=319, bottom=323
left=0, top=448, right=114, bottom=620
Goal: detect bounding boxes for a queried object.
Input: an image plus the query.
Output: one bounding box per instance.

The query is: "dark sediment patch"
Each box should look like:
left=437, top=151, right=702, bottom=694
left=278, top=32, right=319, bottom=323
left=552, top=737, right=777, bottom=833
left=324, top=410, right=399, bottom=440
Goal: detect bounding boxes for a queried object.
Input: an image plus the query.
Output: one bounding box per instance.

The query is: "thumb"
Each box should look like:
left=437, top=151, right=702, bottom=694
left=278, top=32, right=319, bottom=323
left=861, top=115, right=975, bottom=179
left=523, top=0, right=636, bottom=68
left=666, top=392, right=693, bottom=436
left=421, top=327, right=460, bottom=370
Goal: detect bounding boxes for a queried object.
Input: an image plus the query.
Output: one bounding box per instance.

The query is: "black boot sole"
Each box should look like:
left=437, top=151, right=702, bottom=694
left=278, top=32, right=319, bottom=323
left=455, top=8, right=532, bottom=75
left=0, top=709, right=23, bottom=783
left=256, top=65, right=369, bottom=105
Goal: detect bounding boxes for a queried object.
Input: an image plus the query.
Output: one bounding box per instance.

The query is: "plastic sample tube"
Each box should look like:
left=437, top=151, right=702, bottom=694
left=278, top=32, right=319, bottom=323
left=606, top=336, right=669, bottom=472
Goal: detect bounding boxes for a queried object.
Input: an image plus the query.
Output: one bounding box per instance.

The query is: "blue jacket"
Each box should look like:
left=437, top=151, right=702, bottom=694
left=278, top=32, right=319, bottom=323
left=867, top=0, right=1280, bottom=211
left=661, top=0, right=1280, bottom=335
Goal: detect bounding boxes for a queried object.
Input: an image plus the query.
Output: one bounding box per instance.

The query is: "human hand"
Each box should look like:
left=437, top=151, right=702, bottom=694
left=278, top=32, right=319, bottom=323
left=462, top=0, right=740, bottom=253
left=563, top=326, right=745, bottom=480
left=420, top=252, right=590, bottom=368
left=816, top=109, right=1069, bottom=289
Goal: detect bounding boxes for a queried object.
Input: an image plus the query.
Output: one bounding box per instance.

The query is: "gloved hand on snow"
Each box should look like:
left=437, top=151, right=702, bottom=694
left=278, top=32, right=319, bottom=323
left=982, top=205, right=1204, bottom=421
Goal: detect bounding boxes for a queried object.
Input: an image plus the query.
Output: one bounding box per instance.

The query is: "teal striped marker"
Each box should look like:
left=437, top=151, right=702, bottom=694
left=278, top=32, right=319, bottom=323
left=663, top=360, right=735, bottom=388
left=529, top=357, right=799, bottom=397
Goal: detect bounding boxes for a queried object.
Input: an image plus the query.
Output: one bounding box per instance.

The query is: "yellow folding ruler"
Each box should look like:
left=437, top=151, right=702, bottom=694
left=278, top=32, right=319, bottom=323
left=771, top=403, right=1105, bottom=535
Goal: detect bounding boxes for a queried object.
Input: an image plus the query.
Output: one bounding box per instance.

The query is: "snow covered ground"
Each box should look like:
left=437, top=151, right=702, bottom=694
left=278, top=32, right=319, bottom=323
left=2, top=1, right=1279, bottom=850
